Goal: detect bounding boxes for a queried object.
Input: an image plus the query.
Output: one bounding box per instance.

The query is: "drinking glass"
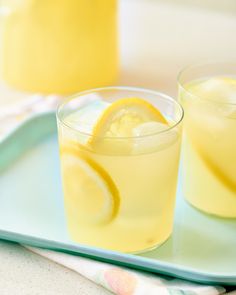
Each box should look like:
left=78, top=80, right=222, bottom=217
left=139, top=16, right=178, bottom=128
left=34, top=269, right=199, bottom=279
left=57, top=87, right=183, bottom=252
left=178, top=61, right=236, bottom=217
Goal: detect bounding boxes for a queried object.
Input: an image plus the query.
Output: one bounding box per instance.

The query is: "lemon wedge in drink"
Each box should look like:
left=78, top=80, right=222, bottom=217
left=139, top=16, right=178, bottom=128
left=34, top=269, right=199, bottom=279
left=91, top=97, right=167, bottom=139
left=60, top=144, right=120, bottom=224
left=89, top=97, right=167, bottom=154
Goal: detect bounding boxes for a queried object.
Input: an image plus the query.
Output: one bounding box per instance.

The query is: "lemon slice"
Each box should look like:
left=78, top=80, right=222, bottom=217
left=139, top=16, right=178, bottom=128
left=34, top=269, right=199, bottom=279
left=90, top=97, right=167, bottom=141
left=60, top=144, right=120, bottom=224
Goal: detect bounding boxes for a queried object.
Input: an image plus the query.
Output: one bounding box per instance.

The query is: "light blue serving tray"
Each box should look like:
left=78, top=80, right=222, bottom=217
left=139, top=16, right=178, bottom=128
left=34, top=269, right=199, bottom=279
left=0, top=112, right=236, bottom=285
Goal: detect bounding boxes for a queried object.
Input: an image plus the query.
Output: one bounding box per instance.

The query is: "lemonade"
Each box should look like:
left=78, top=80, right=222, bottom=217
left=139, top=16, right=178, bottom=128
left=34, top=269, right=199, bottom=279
left=57, top=87, right=183, bottom=253
left=179, top=67, right=236, bottom=217
left=0, top=0, right=117, bottom=94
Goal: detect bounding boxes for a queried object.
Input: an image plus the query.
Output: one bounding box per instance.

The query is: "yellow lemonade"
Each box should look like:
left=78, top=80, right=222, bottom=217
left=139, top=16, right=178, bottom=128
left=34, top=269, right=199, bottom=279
left=57, top=88, right=183, bottom=253
left=0, top=0, right=117, bottom=94
left=180, top=76, right=236, bottom=217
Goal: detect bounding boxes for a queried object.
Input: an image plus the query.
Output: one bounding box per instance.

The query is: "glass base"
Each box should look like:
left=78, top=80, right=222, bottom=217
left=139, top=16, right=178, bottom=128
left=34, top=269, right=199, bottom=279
left=130, top=235, right=171, bottom=255
left=184, top=197, right=236, bottom=219
left=68, top=230, right=172, bottom=254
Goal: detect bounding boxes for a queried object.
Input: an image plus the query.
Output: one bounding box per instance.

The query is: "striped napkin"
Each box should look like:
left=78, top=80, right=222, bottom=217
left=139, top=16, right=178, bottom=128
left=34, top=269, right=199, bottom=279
left=1, top=94, right=234, bottom=295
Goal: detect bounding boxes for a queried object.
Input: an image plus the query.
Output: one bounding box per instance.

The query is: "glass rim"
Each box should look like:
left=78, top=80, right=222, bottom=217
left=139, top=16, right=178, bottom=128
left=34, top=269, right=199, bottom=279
left=57, top=86, right=184, bottom=140
left=177, top=60, right=236, bottom=106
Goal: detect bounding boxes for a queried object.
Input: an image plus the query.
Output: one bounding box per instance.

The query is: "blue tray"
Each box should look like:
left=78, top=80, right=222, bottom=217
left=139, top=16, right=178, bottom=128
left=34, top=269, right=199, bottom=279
left=0, top=112, right=236, bottom=285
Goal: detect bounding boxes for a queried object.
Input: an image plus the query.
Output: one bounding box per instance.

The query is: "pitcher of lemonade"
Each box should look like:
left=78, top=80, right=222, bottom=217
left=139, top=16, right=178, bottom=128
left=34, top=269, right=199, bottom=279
left=0, top=0, right=118, bottom=94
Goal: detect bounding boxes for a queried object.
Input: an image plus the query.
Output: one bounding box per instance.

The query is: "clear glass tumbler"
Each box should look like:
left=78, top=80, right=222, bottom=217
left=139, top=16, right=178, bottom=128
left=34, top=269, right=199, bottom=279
left=57, top=87, right=183, bottom=252
left=178, top=61, right=236, bottom=217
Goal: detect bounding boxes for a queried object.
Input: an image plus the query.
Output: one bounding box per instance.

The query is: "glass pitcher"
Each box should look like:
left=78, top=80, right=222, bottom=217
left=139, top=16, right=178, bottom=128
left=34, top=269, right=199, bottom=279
left=0, top=0, right=118, bottom=95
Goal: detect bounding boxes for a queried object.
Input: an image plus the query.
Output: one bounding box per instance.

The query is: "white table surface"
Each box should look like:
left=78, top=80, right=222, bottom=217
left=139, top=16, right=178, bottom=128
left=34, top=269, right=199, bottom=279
left=0, top=0, right=236, bottom=293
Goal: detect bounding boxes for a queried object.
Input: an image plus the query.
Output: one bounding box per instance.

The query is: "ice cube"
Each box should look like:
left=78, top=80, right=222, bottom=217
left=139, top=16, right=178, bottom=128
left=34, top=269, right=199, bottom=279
left=132, top=121, right=179, bottom=154
left=64, top=99, right=109, bottom=134
left=187, top=77, right=236, bottom=104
